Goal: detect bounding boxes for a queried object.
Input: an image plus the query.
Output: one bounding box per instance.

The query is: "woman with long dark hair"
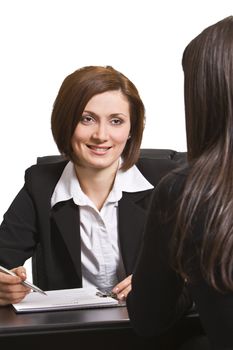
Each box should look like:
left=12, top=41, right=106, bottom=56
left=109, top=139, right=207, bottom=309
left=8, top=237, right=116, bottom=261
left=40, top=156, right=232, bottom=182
left=127, top=16, right=233, bottom=349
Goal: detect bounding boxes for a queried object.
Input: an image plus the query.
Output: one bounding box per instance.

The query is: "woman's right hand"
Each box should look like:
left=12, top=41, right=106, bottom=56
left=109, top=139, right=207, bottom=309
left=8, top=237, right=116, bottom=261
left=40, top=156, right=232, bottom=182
left=0, top=266, right=31, bottom=305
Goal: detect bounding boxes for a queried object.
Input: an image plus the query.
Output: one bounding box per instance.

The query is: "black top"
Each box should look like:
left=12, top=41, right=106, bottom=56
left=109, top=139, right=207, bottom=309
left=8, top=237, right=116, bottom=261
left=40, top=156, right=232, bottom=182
left=127, top=166, right=233, bottom=350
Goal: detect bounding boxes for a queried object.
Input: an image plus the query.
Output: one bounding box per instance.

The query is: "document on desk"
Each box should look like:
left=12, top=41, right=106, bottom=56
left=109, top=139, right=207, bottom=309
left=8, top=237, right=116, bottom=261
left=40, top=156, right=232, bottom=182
left=12, top=287, right=119, bottom=313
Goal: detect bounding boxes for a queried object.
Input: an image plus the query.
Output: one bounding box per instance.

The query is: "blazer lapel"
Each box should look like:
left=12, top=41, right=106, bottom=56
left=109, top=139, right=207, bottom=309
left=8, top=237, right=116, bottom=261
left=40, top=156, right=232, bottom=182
left=51, top=199, right=82, bottom=279
left=118, top=190, right=153, bottom=275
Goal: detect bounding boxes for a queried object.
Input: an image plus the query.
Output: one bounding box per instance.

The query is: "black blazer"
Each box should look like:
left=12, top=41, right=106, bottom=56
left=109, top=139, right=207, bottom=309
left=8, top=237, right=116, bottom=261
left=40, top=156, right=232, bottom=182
left=0, top=151, right=182, bottom=290
left=127, top=165, right=233, bottom=349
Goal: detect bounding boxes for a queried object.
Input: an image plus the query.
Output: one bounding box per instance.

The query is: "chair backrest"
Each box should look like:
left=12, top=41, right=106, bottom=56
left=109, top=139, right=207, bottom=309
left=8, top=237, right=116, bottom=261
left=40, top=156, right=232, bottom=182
left=139, top=148, right=187, bottom=161
left=37, top=148, right=187, bottom=165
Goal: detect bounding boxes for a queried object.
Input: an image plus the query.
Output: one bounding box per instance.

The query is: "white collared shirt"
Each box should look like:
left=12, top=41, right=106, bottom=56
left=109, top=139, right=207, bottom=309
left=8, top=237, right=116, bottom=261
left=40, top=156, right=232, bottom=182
left=51, top=161, right=153, bottom=291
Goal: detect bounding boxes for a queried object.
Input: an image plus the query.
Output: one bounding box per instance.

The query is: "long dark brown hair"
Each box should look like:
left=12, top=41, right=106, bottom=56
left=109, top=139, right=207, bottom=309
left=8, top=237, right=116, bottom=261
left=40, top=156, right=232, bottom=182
left=174, top=16, right=233, bottom=291
left=51, top=65, right=145, bottom=171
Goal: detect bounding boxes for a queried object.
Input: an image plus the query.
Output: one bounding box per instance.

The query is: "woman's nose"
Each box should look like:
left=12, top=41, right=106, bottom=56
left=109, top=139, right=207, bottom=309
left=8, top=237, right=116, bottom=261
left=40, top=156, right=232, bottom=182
left=92, top=123, right=108, bottom=141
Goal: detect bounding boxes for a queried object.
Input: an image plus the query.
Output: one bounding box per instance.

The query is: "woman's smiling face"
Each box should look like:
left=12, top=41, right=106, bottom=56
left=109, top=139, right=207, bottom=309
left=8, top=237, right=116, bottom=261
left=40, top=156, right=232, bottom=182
left=71, top=90, right=131, bottom=171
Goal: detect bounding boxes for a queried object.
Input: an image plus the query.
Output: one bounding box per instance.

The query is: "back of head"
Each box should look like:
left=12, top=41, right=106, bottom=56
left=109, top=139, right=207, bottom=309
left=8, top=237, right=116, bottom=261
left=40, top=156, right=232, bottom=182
left=174, top=17, right=233, bottom=292
left=51, top=65, right=145, bottom=170
left=182, top=16, right=233, bottom=161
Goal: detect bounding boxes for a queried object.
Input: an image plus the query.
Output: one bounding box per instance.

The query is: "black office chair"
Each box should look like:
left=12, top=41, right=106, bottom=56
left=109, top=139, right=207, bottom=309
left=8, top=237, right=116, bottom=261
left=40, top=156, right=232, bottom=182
left=34, top=148, right=187, bottom=289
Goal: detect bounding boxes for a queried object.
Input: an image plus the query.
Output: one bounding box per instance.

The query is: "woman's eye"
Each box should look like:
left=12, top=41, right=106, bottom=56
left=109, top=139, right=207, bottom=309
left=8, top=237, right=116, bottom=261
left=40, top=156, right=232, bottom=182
left=111, top=118, right=123, bottom=125
left=80, top=115, right=95, bottom=124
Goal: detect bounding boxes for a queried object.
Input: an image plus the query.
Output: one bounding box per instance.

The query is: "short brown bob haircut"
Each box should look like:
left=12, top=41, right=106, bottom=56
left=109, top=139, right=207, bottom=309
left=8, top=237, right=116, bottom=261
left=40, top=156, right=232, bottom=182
left=51, top=65, right=145, bottom=170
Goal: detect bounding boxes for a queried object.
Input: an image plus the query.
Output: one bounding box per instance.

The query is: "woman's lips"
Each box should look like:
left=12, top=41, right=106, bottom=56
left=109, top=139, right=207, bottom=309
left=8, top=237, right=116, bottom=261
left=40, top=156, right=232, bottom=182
left=87, top=145, right=112, bottom=153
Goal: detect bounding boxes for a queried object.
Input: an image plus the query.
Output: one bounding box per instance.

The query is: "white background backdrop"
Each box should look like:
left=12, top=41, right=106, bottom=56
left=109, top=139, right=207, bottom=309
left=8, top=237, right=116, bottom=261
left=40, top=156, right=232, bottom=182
left=0, top=0, right=233, bottom=276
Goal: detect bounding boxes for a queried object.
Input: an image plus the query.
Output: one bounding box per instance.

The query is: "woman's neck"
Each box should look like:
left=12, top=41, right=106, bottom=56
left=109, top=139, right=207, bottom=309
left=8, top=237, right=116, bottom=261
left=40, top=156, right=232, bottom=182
left=73, top=163, right=119, bottom=210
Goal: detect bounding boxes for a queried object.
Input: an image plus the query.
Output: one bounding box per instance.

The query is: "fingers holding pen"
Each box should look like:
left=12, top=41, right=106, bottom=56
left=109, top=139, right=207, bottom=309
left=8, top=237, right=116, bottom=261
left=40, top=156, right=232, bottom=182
left=12, top=266, right=27, bottom=281
left=0, top=266, right=31, bottom=305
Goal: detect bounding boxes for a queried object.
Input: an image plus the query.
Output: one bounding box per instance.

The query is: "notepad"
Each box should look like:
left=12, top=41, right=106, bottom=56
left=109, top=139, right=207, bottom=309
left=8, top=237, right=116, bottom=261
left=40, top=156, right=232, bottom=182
left=12, top=287, right=119, bottom=313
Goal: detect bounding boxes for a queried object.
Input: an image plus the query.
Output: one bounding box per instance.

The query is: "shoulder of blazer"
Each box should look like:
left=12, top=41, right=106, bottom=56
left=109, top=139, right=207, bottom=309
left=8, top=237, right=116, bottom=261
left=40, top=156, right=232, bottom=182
left=136, top=156, right=181, bottom=188
left=24, top=160, right=69, bottom=197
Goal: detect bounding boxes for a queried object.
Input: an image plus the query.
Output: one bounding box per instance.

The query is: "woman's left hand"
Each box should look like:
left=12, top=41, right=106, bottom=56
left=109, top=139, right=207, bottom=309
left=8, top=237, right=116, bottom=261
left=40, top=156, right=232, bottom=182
left=112, top=274, right=132, bottom=301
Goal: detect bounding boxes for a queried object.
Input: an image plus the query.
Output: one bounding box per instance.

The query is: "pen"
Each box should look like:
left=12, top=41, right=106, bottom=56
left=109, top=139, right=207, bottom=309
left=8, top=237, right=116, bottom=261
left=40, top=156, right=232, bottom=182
left=0, top=265, right=47, bottom=296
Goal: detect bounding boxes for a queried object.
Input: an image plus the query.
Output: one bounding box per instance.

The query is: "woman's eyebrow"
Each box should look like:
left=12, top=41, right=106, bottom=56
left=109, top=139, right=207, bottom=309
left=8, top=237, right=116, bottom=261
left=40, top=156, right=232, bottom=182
left=83, top=110, right=128, bottom=118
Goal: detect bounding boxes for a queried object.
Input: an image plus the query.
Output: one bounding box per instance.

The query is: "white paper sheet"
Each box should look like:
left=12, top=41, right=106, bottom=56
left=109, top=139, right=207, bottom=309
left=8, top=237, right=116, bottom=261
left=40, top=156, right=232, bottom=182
left=12, top=287, right=119, bottom=313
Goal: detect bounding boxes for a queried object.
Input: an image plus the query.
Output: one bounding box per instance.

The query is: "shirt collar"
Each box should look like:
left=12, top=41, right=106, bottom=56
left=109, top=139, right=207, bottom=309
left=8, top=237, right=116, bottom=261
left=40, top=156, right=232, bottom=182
left=108, top=163, right=153, bottom=202
left=51, top=161, right=154, bottom=208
